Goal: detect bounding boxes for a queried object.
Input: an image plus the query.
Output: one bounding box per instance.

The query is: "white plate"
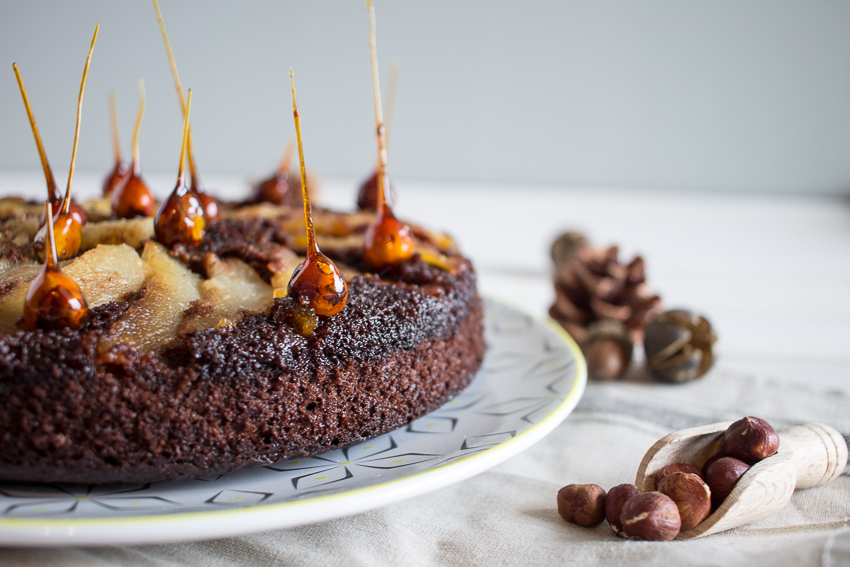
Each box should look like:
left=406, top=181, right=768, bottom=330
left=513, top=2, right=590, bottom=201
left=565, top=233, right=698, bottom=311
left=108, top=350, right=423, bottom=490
left=0, top=299, right=586, bottom=547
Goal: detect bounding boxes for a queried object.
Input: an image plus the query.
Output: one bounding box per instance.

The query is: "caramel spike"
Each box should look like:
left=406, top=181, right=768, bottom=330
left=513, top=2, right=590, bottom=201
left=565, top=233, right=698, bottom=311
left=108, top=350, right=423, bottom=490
left=131, top=79, right=145, bottom=172
left=109, top=91, right=122, bottom=164
left=289, top=69, right=316, bottom=256
left=366, top=0, right=389, bottom=214
left=12, top=63, right=60, bottom=200
left=177, top=90, right=193, bottom=186
left=44, top=201, right=59, bottom=269
left=384, top=59, right=399, bottom=148
left=152, top=0, right=198, bottom=180
left=63, top=23, right=99, bottom=215
left=277, top=140, right=295, bottom=176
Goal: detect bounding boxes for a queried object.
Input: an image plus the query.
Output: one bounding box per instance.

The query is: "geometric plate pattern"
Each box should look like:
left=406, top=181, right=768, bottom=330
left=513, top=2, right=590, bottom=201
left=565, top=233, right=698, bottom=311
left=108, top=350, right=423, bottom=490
left=0, top=299, right=586, bottom=546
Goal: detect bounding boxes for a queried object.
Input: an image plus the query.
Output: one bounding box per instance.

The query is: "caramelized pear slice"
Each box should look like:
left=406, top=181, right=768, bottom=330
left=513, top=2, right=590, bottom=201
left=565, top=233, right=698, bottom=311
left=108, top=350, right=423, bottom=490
left=0, top=244, right=145, bottom=332
left=64, top=244, right=145, bottom=308
left=0, top=263, right=43, bottom=331
left=99, top=240, right=200, bottom=352
left=81, top=217, right=154, bottom=251
left=181, top=254, right=272, bottom=333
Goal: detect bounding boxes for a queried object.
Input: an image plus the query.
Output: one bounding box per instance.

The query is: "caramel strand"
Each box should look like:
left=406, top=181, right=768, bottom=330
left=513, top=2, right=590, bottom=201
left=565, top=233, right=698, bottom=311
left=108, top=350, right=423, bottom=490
left=290, top=70, right=316, bottom=256
left=12, top=63, right=60, bottom=201
left=63, top=23, right=98, bottom=215
left=153, top=0, right=197, bottom=181
left=109, top=91, right=122, bottom=164
left=131, top=79, right=145, bottom=173
left=366, top=0, right=389, bottom=214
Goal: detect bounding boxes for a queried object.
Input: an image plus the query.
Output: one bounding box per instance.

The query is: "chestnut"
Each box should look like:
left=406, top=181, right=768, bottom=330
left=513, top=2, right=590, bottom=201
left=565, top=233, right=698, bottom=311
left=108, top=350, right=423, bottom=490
left=721, top=417, right=779, bottom=464
left=557, top=484, right=607, bottom=527
left=705, top=457, right=750, bottom=507
left=604, top=484, right=641, bottom=537
left=620, top=492, right=681, bottom=541
left=657, top=472, right=712, bottom=530
left=644, top=310, right=716, bottom=383
left=582, top=320, right=633, bottom=381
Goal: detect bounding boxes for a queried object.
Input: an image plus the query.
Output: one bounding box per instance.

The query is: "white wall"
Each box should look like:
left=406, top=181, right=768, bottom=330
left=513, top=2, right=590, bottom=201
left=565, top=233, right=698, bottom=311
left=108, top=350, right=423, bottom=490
left=2, top=1, right=850, bottom=195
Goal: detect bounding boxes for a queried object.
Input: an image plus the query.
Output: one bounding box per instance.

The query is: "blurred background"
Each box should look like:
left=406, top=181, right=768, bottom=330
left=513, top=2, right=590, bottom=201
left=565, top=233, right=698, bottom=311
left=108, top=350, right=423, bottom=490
left=2, top=0, right=850, bottom=196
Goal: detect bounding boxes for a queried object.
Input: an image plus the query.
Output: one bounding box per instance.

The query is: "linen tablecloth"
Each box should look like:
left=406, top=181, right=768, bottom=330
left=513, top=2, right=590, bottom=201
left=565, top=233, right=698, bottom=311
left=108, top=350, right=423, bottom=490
left=0, top=176, right=847, bottom=565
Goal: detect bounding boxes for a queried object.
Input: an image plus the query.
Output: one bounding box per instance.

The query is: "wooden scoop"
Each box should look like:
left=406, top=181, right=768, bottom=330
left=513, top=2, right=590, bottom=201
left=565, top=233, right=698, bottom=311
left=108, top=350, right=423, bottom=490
left=635, top=421, right=848, bottom=540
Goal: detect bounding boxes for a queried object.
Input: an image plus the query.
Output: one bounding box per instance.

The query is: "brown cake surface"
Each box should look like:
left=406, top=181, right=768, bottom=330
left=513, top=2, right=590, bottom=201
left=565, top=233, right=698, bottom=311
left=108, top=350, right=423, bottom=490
left=0, top=201, right=485, bottom=484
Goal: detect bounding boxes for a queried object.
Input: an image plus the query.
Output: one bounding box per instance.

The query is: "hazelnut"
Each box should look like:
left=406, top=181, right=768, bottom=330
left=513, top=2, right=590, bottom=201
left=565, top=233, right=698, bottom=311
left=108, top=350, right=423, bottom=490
left=654, top=462, right=701, bottom=487
left=644, top=310, right=717, bottom=383
left=701, top=451, right=723, bottom=478
left=582, top=320, right=633, bottom=381
left=604, top=484, right=641, bottom=537
left=657, top=472, right=712, bottom=530
left=705, top=457, right=750, bottom=507
left=620, top=492, right=681, bottom=541
left=721, top=417, right=779, bottom=464
left=557, top=484, right=607, bottom=527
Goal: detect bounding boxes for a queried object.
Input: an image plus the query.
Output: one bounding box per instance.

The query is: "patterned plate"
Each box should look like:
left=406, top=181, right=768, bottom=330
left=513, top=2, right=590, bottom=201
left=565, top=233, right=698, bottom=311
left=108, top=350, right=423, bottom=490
left=0, top=299, right=586, bottom=547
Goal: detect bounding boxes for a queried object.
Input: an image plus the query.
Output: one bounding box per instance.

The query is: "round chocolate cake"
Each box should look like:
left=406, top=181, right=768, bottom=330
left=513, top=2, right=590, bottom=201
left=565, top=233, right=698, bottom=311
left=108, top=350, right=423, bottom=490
left=0, top=201, right=485, bottom=484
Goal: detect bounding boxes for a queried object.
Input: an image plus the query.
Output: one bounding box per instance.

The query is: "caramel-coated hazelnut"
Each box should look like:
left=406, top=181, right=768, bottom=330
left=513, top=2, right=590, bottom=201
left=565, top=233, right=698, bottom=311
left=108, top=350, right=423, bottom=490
left=654, top=462, right=701, bottom=487
left=604, top=484, right=641, bottom=537
left=705, top=457, right=750, bottom=507
left=721, top=416, right=779, bottom=464
left=557, top=484, right=607, bottom=527
left=620, top=492, right=681, bottom=541
left=657, top=472, right=712, bottom=530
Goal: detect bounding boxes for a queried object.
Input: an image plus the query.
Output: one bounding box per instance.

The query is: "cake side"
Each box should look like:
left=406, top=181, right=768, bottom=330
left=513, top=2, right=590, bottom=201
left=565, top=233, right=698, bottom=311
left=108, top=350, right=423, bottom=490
left=0, top=206, right=486, bottom=484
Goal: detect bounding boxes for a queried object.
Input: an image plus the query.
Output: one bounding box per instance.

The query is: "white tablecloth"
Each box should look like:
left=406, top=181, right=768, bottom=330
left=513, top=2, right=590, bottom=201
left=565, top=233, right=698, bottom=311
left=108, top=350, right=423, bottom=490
left=0, top=175, right=847, bottom=566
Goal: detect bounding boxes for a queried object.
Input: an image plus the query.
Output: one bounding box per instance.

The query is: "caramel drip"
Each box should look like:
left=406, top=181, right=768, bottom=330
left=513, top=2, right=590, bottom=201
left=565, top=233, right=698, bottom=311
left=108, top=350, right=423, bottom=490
left=23, top=201, right=89, bottom=330
left=154, top=90, right=206, bottom=247
left=152, top=0, right=221, bottom=220
left=362, top=0, right=414, bottom=268
left=31, top=23, right=98, bottom=260
left=111, top=80, right=156, bottom=218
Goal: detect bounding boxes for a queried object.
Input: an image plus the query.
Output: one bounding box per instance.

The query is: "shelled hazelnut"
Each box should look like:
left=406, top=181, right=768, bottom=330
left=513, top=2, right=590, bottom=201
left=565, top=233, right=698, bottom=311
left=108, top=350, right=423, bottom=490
left=701, top=452, right=724, bottom=478
left=620, top=492, right=681, bottom=541
left=654, top=463, right=701, bottom=487
left=657, top=472, right=711, bottom=530
left=554, top=416, right=783, bottom=540
left=721, top=417, right=779, bottom=464
left=557, top=484, right=607, bottom=527
left=604, top=484, right=640, bottom=537
left=705, top=457, right=750, bottom=508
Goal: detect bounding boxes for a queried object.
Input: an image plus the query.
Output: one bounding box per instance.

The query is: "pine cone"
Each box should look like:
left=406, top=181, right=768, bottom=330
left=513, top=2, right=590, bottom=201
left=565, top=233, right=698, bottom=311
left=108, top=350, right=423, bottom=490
left=549, top=234, right=662, bottom=343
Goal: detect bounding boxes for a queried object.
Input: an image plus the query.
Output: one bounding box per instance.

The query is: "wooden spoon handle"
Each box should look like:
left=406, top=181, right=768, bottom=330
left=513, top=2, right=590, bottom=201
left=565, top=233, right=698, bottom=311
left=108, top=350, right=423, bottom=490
left=778, top=423, right=848, bottom=489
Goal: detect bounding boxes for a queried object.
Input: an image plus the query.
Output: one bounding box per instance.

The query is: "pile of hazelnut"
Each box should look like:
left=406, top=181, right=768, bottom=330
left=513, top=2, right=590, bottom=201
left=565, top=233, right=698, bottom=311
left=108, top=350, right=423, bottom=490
left=557, top=417, right=779, bottom=541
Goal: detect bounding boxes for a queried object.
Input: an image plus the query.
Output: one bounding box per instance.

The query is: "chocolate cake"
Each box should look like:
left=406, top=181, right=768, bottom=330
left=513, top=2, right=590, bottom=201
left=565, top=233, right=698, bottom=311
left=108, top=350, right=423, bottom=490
left=0, top=202, right=486, bottom=484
